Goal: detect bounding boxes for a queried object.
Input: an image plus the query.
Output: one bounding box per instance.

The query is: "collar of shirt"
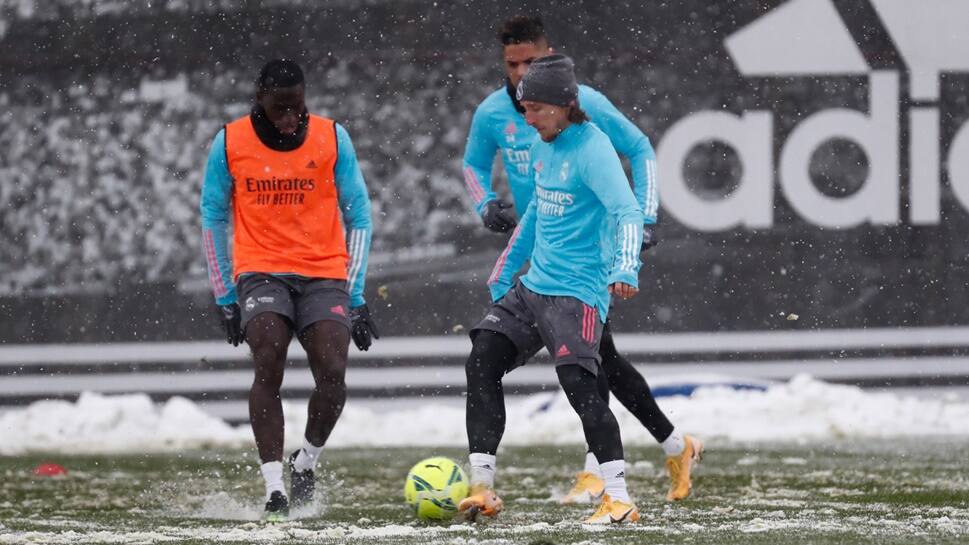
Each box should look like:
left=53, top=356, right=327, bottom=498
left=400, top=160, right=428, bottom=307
left=552, top=122, right=586, bottom=148
left=504, top=78, right=525, bottom=114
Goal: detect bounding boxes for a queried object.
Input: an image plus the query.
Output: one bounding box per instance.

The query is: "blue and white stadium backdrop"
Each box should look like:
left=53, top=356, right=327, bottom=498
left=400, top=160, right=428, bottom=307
left=2, top=0, right=969, bottom=420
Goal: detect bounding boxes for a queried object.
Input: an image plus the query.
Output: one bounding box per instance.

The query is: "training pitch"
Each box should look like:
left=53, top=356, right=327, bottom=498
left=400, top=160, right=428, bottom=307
left=1, top=440, right=967, bottom=544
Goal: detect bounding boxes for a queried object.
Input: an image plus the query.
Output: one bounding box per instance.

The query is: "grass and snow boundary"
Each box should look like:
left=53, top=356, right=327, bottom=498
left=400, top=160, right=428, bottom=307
left=2, top=375, right=968, bottom=455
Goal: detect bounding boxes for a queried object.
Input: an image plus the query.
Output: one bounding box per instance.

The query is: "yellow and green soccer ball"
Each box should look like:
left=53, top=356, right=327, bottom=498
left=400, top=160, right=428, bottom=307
left=403, top=456, right=469, bottom=520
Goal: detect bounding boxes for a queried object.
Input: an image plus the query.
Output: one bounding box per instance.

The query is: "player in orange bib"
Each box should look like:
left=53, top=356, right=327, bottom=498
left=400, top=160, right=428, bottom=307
left=200, top=60, right=376, bottom=521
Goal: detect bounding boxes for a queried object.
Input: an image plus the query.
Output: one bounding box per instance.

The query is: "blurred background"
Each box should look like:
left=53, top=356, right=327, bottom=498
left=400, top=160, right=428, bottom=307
left=2, top=0, right=969, bottom=427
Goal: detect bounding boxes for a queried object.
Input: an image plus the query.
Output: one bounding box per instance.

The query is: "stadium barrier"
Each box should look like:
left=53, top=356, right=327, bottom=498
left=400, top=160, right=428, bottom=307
left=3, top=326, right=969, bottom=423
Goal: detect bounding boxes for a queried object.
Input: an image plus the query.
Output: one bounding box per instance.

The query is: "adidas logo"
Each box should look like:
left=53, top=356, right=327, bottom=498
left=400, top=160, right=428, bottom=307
left=305, top=160, right=318, bottom=169
left=658, top=0, right=969, bottom=231
left=556, top=345, right=571, bottom=357
left=504, top=121, right=518, bottom=145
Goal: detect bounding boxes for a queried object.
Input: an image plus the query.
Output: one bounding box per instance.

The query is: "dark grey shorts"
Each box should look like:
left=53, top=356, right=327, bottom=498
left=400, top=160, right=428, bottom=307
left=237, top=273, right=351, bottom=333
left=470, top=281, right=604, bottom=375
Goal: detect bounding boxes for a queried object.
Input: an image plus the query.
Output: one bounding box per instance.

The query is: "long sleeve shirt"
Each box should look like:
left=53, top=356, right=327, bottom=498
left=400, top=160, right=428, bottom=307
left=200, top=122, right=372, bottom=307
left=487, top=122, right=644, bottom=321
left=463, top=84, right=658, bottom=224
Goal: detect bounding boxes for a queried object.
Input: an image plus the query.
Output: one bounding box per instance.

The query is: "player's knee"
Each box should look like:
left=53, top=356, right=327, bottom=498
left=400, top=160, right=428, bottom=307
left=557, top=365, right=609, bottom=416
left=248, top=322, right=291, bottom=366
left=251, top=340, right=288, bottom=368
left=465, top=330, right=516, bottom=380
left=250, top=338, right=288, bottom=386
left=300, top=321, right=349, bottom=383
left=311, top=347, right=347, bottom=378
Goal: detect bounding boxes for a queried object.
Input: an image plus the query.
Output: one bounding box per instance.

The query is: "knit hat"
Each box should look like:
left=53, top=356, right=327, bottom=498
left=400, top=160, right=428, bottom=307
left=515, top=54, right=578, bottom=107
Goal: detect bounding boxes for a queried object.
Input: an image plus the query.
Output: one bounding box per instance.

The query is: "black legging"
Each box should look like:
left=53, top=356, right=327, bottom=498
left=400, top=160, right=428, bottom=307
left=466, top=330, right=623, bottom=463
left=598, top=323, right=674, bottom=443
left=465, top=331, right=515, bottom=455
left=556, top=364, right=624, bottom=463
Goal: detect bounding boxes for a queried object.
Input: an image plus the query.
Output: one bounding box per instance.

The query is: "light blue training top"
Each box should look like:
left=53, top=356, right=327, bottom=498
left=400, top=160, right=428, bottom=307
left=462, top=84, right=658, bottom=224
left=487, top=121, right=644, bottom=322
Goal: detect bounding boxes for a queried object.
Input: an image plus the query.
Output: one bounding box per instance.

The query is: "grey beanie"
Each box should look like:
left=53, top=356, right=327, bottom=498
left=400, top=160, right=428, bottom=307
left=516, top=54, right=578, bottom=107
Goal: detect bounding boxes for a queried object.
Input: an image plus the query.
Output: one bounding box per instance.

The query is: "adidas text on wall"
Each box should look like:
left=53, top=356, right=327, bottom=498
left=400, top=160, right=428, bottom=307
left=656, top=0, right=969, bottom=231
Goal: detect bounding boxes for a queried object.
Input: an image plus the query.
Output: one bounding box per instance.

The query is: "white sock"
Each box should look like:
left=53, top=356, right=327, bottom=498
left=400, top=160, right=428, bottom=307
left=599, top=459, right=630, bottom=503
left=584, top=451, right=601, bottom=476
left=260, top=461, right=285, bottom=501
left=293, top=438, right=324, bottom=472
left=468, top=452, right=497, bottom=488
left=661, top=429, right=686, bottom=457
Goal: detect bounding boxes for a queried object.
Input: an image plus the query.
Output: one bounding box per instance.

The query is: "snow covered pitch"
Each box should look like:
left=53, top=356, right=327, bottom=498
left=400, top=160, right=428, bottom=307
left=0, top=378, right=968, bottom=543
left=1, top=440, right=967, bottom=544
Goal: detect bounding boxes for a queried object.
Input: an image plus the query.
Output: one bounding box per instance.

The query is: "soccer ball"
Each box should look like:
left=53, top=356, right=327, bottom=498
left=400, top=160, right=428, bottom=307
left=403, top=456, right=469, bottom=520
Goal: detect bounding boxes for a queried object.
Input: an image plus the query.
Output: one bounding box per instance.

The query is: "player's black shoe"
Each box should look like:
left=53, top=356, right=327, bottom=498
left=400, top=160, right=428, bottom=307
left=288, top=449, right=315, bottom=507
left=264, top=490, right=289, bottom=522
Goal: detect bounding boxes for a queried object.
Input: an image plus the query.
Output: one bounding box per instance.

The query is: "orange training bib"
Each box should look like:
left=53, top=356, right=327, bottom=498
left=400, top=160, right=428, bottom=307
left=225, top=114, right=348, bottom=280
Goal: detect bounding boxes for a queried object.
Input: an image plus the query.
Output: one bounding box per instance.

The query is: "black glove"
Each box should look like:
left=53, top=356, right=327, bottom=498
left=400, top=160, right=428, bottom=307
left=482, top=199, right=518, bottom=233
left=641, top=225, right=658, bottom=253
left=219, top=303, right=244, bottom=346
left=349, top=304, right=380, bottom=351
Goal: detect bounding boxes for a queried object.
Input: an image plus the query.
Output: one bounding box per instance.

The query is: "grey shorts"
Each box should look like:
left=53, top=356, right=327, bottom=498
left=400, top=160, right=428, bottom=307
left=237, top=273, right=351, bottom=333
left=470, top=281, right=604, bottom=375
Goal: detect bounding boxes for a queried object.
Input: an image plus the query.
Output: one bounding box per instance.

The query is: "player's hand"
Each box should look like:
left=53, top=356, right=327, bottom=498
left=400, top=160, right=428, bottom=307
left=482, top=199, right=518, bottom=233
left=219, top=303, right=244, bottom=346
left=608, top=282, right=639, bottom=300
left=641, top=224, right=658, bottom=253
left=349, top=304, right=380, bottom=351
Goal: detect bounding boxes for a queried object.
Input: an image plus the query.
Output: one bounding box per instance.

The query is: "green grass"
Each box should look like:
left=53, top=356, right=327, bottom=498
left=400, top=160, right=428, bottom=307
left=1, top=440, right=968, bottom=544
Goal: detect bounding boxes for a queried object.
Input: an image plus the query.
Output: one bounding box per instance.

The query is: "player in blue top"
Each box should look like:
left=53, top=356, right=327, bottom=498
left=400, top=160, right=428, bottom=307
left=460, top=54, right=643, bottom=524
left=200, top=60, right=378, bottom=520
left=461, top=16, right=702, bottom=504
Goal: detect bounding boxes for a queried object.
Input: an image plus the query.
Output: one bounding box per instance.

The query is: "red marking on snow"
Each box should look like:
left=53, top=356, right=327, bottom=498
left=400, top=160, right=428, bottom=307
left=33, top=463, right=67, bottom=477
